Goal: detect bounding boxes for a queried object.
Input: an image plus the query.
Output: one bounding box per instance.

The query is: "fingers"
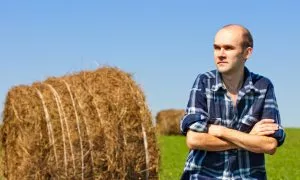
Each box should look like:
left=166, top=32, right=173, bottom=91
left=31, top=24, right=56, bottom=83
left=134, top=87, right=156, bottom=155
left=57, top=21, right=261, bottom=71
left=256, top=130, right=276, bottom=136
left=258, top=119, right=275, bottom=124
left=259, top=124, right=278, bottom=132
left=250, top=119, right=279, bottom=136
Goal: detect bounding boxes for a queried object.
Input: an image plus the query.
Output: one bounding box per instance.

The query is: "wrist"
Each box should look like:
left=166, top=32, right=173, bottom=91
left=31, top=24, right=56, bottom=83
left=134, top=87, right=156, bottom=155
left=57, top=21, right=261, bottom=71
left=219, top=126, right=226, bottom=137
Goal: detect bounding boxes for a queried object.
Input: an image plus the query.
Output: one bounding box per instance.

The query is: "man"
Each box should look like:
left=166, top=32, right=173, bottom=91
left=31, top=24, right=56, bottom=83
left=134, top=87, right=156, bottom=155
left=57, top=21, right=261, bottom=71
left=180, top=24, right=285, bottom=180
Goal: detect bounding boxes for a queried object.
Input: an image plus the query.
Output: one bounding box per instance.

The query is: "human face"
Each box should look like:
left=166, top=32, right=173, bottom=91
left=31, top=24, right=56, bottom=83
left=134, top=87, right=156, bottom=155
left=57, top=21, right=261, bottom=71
left=213, top=27, right=251, bottom=75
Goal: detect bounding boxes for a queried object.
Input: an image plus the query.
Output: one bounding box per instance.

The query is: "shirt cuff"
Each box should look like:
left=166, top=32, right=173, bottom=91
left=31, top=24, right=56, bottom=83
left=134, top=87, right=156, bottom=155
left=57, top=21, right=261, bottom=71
left=273, top=126, right=286, bottom=147
left=180, top=113, right=208, bottom=135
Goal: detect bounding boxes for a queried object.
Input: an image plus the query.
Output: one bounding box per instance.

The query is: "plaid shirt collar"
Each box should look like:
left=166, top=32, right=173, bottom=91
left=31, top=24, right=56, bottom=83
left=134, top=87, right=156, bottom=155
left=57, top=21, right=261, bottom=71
left=212, top=67, right=261, bottom=95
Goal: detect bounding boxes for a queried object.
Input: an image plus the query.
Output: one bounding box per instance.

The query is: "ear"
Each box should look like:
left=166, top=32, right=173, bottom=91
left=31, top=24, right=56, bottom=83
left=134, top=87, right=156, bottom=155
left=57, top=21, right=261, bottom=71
left=244, top=47, right=253, bottom=61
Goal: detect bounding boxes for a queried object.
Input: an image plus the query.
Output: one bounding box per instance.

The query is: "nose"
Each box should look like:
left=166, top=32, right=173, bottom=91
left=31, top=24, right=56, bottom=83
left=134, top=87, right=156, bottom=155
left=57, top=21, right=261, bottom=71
left=219, top=48, right=226, bottom=57
left=215, top=48, right=226, bottom=61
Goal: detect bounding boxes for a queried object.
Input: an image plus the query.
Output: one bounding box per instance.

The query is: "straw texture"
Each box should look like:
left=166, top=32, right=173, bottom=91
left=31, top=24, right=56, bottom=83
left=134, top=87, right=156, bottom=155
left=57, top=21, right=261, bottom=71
left=1, top=67, right=159, bottom=180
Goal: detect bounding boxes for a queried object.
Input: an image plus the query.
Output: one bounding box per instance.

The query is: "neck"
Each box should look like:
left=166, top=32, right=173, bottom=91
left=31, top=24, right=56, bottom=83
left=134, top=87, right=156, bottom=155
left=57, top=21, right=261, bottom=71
left=221, top=68, right=245, bottom=94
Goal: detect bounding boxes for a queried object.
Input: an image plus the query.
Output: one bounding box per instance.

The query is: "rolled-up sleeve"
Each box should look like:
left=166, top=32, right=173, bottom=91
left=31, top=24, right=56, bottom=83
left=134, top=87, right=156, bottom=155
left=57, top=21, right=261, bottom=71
left=261, top=83, right=286, bottom=147
left=180, top=74, right=209, bottom=135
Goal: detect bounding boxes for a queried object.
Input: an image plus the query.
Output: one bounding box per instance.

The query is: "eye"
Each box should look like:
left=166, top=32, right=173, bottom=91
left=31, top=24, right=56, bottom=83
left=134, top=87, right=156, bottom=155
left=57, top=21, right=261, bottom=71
left=213, top=45, right=220, bottom=50
left=224, top=45, right=234, bottom=50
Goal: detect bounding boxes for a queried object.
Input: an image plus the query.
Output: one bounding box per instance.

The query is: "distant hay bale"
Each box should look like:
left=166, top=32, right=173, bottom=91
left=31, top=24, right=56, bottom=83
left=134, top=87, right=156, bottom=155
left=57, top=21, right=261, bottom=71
left=155, top=109, right=185, bottom=135
left=1, top=67, right=159, bottom=179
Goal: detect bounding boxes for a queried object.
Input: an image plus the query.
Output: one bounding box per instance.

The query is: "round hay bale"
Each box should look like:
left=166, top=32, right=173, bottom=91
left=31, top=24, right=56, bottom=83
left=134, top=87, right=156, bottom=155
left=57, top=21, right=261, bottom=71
left=1, top=67, right=159, bottom=179
left=155, top=109, right=185, bottom=135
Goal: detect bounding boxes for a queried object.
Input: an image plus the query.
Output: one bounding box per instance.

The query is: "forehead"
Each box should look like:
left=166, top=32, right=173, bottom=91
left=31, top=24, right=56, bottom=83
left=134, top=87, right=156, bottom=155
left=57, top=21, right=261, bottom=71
left=214, top=28, right=244, bottom=46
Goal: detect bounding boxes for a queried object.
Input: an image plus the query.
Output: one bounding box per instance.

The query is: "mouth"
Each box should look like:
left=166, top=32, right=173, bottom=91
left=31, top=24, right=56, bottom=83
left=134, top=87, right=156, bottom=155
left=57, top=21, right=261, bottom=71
left=217, top=62, right=228, bottom=64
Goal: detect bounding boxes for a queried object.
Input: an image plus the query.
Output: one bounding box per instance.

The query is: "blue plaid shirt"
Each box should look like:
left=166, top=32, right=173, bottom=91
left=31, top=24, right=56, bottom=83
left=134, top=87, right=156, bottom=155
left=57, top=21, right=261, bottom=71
left=180, top=67, right=285, bottom=180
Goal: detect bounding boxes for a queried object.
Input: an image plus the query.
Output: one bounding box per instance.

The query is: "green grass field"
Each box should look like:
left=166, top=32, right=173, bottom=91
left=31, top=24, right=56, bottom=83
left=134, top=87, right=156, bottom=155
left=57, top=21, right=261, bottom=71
left=158, top=128, right=300, bottom=180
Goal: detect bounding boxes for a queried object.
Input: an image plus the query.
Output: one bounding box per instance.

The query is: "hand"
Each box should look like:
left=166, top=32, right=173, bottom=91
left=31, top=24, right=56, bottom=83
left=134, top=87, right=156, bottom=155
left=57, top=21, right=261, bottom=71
left=250, top=119, right=278, bottom=136
left=208, top=124, right=226, bottom=137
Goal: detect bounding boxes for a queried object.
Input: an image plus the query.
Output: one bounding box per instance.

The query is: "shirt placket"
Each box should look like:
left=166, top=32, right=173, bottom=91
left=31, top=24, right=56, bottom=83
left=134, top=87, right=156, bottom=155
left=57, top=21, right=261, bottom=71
left=225, top=92, right=239, bottom=177
left=224, top=93, right=239, bottom=128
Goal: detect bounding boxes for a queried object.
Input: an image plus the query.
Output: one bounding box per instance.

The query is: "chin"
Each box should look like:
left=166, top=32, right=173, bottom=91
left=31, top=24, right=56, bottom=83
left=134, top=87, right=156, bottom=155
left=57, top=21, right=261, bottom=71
left=216, top=67, right=229, bottom=73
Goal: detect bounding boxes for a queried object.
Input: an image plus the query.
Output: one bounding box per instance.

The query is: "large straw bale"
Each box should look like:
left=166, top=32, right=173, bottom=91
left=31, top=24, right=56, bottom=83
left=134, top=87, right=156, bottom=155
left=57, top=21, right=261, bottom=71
left=1, top=67, right=159, bottom=179
left=155, top=109, right=185, bottom=135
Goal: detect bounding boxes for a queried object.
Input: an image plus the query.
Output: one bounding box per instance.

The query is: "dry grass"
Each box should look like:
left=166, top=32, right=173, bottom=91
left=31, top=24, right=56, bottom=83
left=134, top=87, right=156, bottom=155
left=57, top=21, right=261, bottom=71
left=1, top=67, right=159, bottom=179
left=155, top=109, right=184, bottom=135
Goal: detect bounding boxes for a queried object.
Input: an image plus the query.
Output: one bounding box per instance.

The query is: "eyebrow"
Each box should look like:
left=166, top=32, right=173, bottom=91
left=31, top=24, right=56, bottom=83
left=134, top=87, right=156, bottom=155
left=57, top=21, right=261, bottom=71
left=213, top=44, right=235, bottom=49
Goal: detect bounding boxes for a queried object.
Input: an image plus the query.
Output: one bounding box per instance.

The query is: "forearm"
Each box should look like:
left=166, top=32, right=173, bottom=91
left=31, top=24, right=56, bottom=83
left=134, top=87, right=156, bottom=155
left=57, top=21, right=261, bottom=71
left=220, top=128, right=278, bottom=154
left=186, top=130, right=238, bottom=151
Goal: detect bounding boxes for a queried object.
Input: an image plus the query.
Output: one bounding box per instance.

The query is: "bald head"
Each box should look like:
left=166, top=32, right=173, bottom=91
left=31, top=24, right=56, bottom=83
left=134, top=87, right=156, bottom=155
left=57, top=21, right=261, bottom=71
left=213, top=24, right=254, bottom=73
left=219, top=24, right=253, bottom=49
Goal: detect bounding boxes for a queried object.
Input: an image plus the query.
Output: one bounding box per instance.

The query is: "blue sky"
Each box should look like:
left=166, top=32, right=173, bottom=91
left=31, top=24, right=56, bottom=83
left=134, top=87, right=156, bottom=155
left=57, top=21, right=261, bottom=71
left=0, top=1, right=299, bottom=127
